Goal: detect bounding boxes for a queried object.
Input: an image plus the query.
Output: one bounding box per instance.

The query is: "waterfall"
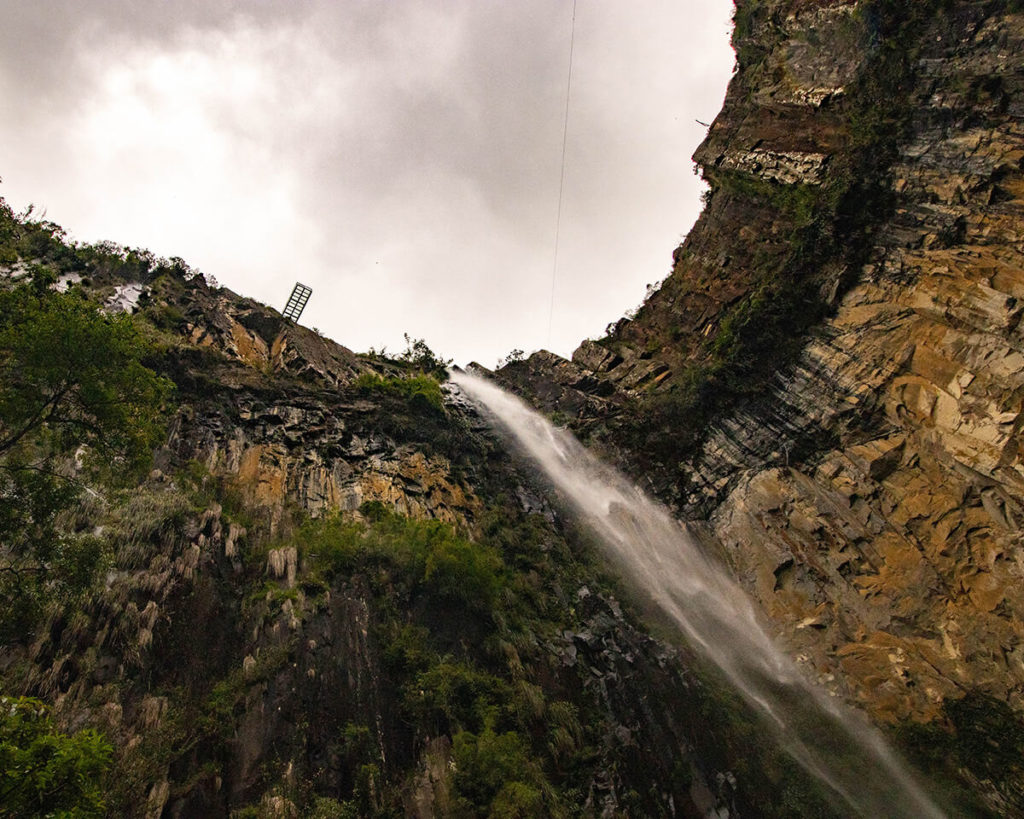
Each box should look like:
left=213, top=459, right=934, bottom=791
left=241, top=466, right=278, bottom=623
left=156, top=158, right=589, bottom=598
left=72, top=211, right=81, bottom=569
left=449, top=369, right=945, bottom=819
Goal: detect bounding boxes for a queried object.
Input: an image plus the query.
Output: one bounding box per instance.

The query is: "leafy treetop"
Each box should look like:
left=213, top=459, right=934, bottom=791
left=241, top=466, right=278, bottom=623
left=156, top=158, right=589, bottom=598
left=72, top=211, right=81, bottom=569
left=0, top=696, right=112, bottom=818
left=0, top=273, right=174, bottom=641
left=0, top=275, right=173, bottom=469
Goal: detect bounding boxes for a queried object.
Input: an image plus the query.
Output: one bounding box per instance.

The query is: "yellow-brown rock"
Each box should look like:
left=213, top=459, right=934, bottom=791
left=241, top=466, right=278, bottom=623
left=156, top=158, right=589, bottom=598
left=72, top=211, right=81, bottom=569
left=501, top=2, right=1024, bottom=734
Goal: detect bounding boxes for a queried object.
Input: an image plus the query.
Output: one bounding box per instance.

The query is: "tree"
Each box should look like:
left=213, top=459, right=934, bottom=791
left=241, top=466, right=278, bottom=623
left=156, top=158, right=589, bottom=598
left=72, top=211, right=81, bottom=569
left=0, top=276, right=174, bottom=638
left=0, top=696, right=112, bottom=817
left=398, top=333, right=452, bottom=378
left=497, top=348, right=525, bottom=368
left=0, top=278, right=171, bottom=465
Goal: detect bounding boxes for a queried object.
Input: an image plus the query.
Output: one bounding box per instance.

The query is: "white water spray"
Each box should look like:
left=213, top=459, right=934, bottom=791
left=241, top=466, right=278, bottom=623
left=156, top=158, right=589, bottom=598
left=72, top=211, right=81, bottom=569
left=450, top=369, right=945, bottom=819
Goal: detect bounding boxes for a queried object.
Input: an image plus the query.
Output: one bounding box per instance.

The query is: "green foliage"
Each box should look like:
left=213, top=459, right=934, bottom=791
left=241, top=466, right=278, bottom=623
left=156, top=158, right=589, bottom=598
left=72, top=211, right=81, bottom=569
left=304, top=505, right=505, bottom=613
left=144, top=300, right=186, bottom=333
left=405, top=661, right=511, bottom=735
left=544, top=701, right=582, bottom=765
left=497, top=349, right=525, bottom=369
left=354, top=372, right=444, bottom=411
left=297, top=511, right=365, bottom=571
left=381, top=623, right=434, bottom=677
left=0, top=278, right=174, bottom=639
left=203, top=645, right=292, bottom=740
left=422, top=528, right=504, bottom=610
left=257, top=500, right=603, bottom=812
left=732, top=0, right=773, bottom=67
left=0, top=695, right=112, bottom=817
left=102, top=697, right=196, bottom=817
left=0, top=196, right=202, bottom=286
left=352, top=763, right=385, bottom=817
left=115, top=481, right=193, bottom=539
left=308, top=795, right=359, bottom=819
left=711, top=170, right=820, bottom=228
left=0, top=201, right=78, bottom=271
left=0, top=280, right=173, bottom=467
left=397, top=333, right=452, bottom=378
left=451, top=724, right=560, bottom=817
left=0, top=481, right=105, bottom=633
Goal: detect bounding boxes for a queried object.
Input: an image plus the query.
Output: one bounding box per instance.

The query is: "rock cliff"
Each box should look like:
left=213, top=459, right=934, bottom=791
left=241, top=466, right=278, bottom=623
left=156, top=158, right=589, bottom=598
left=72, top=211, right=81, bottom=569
left=499, top=0, right=1024, bottom=812
left=5, top=0, right=1024, bottom=816
left=3, top=254, right=844, bottom=816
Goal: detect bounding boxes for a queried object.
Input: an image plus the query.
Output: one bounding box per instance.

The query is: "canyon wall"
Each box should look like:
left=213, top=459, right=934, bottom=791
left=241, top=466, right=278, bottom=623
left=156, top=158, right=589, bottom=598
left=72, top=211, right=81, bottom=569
left=5, top=1, right=1024, bottom=815
left=499, top=2, right=1024, bottom=810
left=3, top=266, right=791, bottom=817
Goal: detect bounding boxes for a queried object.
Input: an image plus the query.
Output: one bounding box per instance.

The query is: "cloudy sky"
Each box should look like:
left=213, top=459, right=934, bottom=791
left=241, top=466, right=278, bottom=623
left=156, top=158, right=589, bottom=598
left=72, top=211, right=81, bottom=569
left=0, top=1, right=735, bottom=366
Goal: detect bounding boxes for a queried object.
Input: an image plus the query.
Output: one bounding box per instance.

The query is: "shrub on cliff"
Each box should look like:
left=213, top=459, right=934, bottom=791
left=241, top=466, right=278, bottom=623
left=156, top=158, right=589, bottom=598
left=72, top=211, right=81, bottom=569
left=302, top=504, right=504, bottom=613
left=451, top=723, right=561, bottom=817
left=0, top=696, right=112, bottom=817
left=397, top=333, right=452, bottom=379
left=0, top=275, right=174, bottom=639
left=354, top=372, right=444, bottom=411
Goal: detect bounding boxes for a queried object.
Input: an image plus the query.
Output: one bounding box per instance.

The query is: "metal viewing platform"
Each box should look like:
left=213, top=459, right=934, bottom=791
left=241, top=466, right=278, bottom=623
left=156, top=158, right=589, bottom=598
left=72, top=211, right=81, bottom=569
left=282, top=282, right=313, bottom=323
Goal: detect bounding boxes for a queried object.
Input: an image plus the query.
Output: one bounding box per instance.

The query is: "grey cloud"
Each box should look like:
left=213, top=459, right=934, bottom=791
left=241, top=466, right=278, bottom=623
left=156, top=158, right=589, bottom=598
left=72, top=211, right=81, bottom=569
left=0, top=0, right=735, bottom=366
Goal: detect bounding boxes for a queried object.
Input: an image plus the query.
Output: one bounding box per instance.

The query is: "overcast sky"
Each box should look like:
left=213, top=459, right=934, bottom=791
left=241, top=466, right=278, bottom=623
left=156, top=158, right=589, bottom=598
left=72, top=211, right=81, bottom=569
left=0, top=1, right=735, bottom=366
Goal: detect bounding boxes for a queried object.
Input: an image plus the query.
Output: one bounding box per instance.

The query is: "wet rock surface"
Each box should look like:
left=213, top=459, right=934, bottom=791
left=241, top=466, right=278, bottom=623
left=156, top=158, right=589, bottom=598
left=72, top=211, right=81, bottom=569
left=500, top=3, right=1024, bottom=805
left=5, top=277, right=760, bottom=816
left=7, top=1, right=1024, bottom=814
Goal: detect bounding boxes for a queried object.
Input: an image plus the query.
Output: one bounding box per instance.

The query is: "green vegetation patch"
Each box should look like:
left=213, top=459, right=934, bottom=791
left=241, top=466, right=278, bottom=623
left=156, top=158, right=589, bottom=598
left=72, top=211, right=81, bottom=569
left=0, top=274, right=174, bottom=641
left=451, top=724, right=562, bottom=817
left=302, top=502, right=504, bottom=614
left=0, top=695, right=113, bottom=817
left=354, top=372, right=444, bottom=411
left=233, top=501, right=616, bottom=815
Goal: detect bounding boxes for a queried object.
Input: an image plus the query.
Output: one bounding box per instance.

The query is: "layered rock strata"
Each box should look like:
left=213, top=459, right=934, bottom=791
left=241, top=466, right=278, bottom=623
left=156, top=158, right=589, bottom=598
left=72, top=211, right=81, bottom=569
left=6, top=266, right=785, bottom=817
left=501, top=5, right=1024, bottom=802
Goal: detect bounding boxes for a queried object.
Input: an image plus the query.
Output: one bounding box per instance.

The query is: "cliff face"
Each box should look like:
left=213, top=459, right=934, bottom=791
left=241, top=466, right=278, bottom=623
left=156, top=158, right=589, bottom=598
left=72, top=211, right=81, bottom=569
left=500, top=0, right=1024, bottom=809
left=4, top=261, right=820, bottom=817
left=691, top=0, right=1024, bottom=726
left=6, top=1, right=1024, bottom=815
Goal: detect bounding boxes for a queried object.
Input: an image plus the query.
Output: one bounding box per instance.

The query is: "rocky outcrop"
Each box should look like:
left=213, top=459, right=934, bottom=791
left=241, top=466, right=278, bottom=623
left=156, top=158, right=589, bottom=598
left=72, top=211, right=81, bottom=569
left=501, top=3, right=1024, bottom=801
left=171, top=283, right=368, bottom=387
left=167, top=390, right=480, bottom=527
left=694, top=3, right=1024, bottom=729
left=6, top=257, right=782, bottom=816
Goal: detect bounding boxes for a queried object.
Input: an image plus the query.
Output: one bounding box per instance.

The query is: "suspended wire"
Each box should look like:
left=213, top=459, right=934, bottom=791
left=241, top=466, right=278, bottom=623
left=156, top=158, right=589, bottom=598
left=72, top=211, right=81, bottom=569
left=547, top=0, right=577, bottom=347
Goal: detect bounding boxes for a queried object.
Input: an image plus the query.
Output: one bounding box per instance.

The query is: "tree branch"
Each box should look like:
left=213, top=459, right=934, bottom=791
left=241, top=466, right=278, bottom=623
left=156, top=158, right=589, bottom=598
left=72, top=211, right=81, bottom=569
left=0, top=384, right=71, bottom=456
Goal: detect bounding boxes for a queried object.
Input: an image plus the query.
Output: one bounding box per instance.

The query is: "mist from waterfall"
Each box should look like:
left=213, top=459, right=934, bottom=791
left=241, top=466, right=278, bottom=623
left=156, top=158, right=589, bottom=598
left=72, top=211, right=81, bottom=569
left=449, top=369, right=945, bottom=819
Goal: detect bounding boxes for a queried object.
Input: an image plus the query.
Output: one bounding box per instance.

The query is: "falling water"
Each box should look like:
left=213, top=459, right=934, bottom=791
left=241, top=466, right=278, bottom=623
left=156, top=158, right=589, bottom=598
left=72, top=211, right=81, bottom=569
left=449, top=369, right=945, bottom=819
